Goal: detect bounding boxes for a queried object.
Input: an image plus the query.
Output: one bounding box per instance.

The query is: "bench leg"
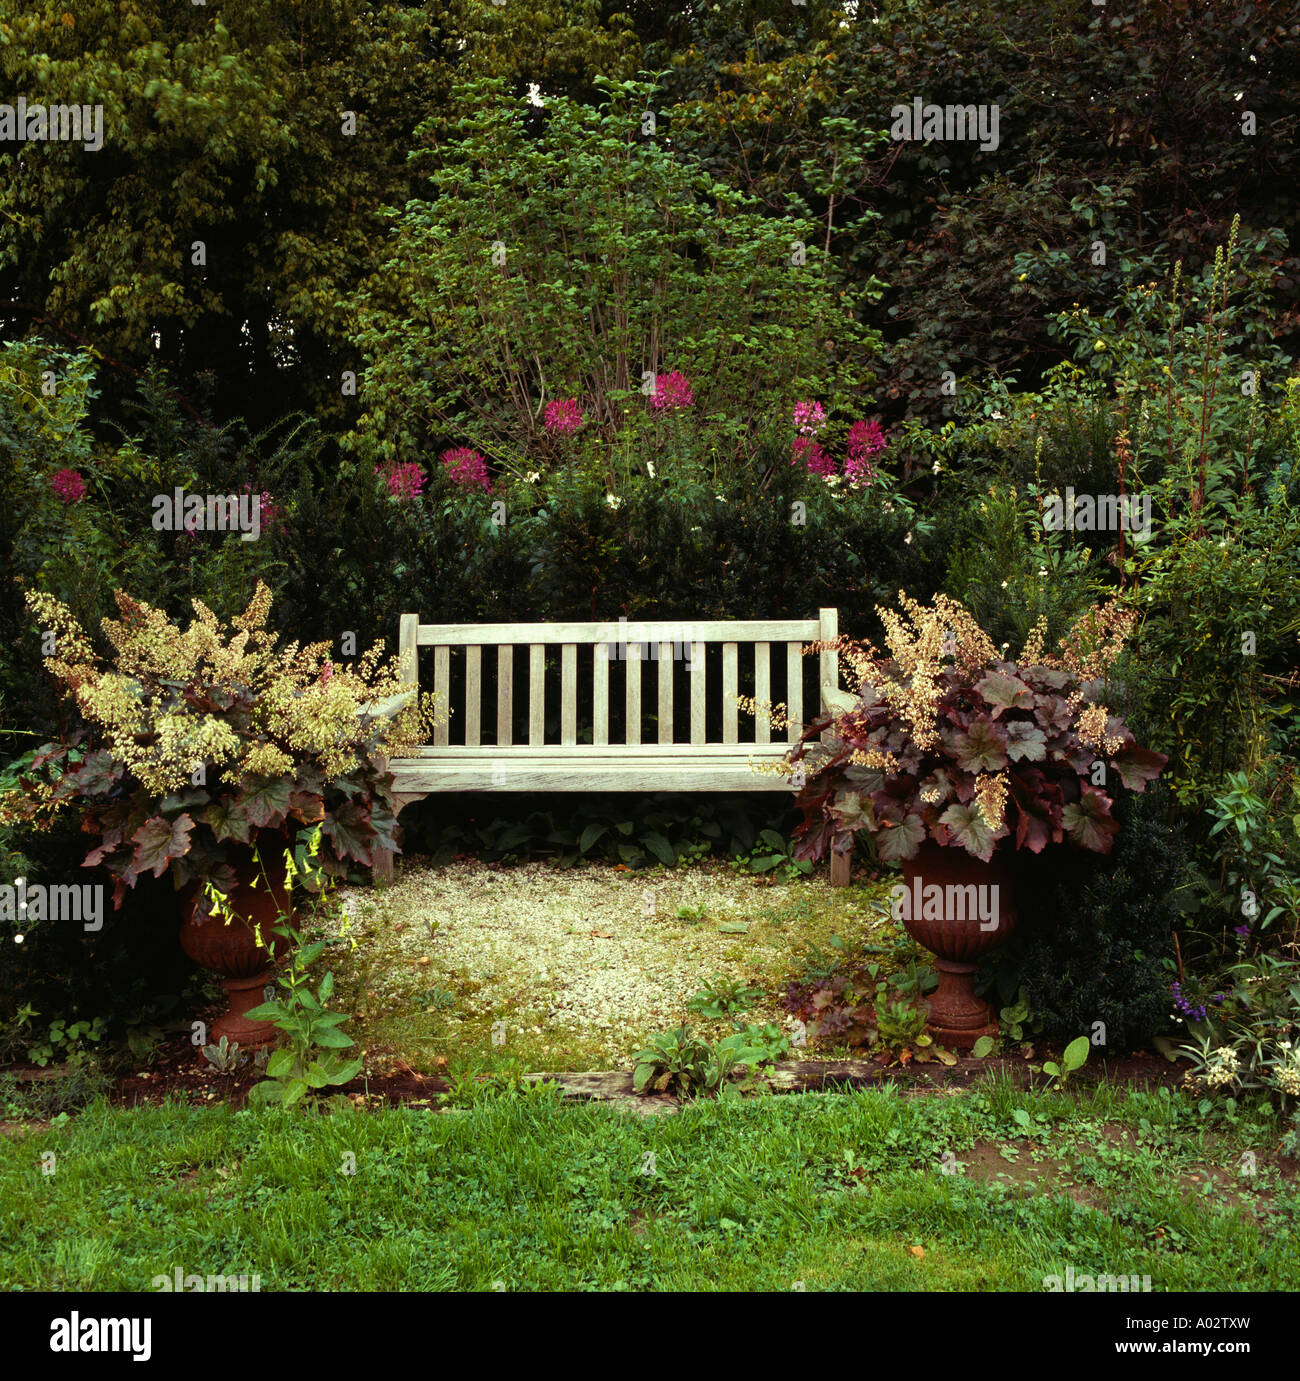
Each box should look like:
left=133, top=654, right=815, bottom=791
left=371, top=790, right=429, bottom=886
left=830, top=848, right=852, bottom=888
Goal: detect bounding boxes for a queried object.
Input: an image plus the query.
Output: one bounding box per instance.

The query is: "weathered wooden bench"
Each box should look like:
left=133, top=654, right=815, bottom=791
left=376, top=608, right=851, bottom=884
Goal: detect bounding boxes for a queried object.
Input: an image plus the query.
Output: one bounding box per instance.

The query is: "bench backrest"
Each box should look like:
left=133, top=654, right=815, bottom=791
left=398, top=610, right=839, bottom=749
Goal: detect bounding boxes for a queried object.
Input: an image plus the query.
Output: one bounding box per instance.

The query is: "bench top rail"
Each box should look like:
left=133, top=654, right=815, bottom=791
left=412, top=618, right=823, bottom=647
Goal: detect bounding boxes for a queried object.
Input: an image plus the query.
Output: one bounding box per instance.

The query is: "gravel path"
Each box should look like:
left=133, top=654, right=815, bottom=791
left=328, top=858, right=883, bottom=1067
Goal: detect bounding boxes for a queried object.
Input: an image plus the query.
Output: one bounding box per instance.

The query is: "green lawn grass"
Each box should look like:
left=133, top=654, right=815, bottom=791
left=2, top=1078, right=1295, bottom=1292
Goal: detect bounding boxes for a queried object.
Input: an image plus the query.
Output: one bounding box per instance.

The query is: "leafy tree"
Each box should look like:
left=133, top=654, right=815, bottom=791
left=0, top=0, right=639, bottom=432
left=349, top=75, right=881, bottom=473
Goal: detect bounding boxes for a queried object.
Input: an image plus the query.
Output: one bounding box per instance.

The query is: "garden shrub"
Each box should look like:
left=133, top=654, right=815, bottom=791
left=999, top=783, right=1192, bottom=1053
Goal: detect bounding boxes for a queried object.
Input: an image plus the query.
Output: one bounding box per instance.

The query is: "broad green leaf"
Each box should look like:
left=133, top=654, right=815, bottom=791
left=282, top=1078, right=310, bottom=1107
left=266, top=1048, right=295, bottom=1078
left=642, top=831, right=675, bottom=866
left=1063, top=1036, right=1090, bottom=1071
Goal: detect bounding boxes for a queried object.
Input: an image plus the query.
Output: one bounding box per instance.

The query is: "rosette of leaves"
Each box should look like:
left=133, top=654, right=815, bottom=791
left=787, top=596, right=1167, bottom=865
left=0, top=582, right=437, bottom=911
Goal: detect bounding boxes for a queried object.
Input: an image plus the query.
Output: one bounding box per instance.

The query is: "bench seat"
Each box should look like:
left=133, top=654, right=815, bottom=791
left=388, top=743, right=796, bottom=793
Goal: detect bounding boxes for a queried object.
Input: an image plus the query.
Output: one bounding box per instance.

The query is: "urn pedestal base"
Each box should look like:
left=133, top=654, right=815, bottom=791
left=210, top=971, right=276, bottom=1049
left=925, top=957, right=999, bottom=1049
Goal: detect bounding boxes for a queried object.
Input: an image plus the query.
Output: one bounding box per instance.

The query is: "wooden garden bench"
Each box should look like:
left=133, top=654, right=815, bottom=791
left=376, top=608, right=851, bottom=884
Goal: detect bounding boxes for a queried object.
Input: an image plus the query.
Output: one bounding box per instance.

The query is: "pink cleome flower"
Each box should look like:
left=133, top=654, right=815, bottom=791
left=845, top=419, right=888, bottom=486
left=52, top=468, right=87, bottom=503
left=792, top=436, right=837, bottom=477
left=241, top=482, right=287, bottom=532
left=651, top=371, right=694, bottom=411
left=793, top=400, right=827, bottom=437
left=374, top=462, right=426, bottom=500
left=440, top=447, right=492, bottom=492
left=544, top=398, right=583, bottom=433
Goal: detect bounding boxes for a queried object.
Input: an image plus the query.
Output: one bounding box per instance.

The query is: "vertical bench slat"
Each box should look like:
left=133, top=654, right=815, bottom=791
left=561, top=644, right=577, bottom=746
left=465, top=646, right=481, bottom=747
left=722, top=641, right=738, bottom=744
left=786, top=642, right=803, bottom=743
left=819, top=607, right=839, bottom=745
left=497, top=646, right=513, bottom=746
left=690, top=642, right=705, bottom=745
left=432, top=646, right=450, bottom=746
left=626, top=641, right=641, bottom=745
left=754, top=641, right=770, bottom=745
left=593, top=642, right=609, bottom=747
left=398, top=614, right=419, bottom=695
left=529, top=644, right=545, bottom=746
left=658, top=642, right=673, bottom=744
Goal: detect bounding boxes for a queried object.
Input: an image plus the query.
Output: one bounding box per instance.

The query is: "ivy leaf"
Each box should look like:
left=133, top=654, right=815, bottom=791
left=1061, top=785, right=1120, bottom=853
left=975, top=671, right=1034, bottom=716
left=131, top=812, right=195, bottom=878
left=71, top=750, right=125, bottom=797
left=323, top=799, right=378, bottom=864
left=241, top=776, right=292, bottom=830
left=936, top=802, right=1007, bottom=862
left=1004, top=720, right=1047, bottom=762
left=951, top=717, right=1009, bottom=774
left=874, top=811, right=926, bottom=862
left=203, top=798, right=252, bottom=845
left=832, top=789, right=873, bottom=833
left=1110, top=746, right=1167, bottom=792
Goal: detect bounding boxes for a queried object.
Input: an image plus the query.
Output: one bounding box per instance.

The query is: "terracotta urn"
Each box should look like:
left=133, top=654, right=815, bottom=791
left=897, top=841, right=1016, bottom=1050
left=178, top=842, right=291, bottom=1050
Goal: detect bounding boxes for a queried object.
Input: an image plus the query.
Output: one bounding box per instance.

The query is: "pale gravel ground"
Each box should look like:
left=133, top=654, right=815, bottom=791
left=329, top=859, right=879, bottom=1059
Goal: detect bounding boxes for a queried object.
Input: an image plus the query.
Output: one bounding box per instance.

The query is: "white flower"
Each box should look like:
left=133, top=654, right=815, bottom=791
left=991, top=410, right=1004, bottom=420
left=932, top=462, right=942, bottom=475
left=715, top=494, right=726, bottom=503
left=1037, top=567, right=1048, bottom=577
left=823, top=474, right=842, bottom=487
left=1000, top=580, right=1008, bottom=589
left=526, top=471, right=541, bottom=484
left=904, top=531, right=913, bottom=545
left=646, top=461, right=656, bottom=478
left=605, top=494, right=622, bottom=510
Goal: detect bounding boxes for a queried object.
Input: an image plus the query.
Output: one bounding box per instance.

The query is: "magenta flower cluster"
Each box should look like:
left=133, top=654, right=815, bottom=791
left=788, top=406, right=890, bottom=483
left=375, top=462, right=427, bottom=499
left=52, top=468, right=87, bottom=503
left=845, top=418, right=888, bottom=486
left=241, top=482, right=285, bottom=531
left=651, top=371, right=694, bottom=411
left=792, top=436, right=836, bottom=476
left=441, top=446, right=492, bottom=492
left=544, top=398, right=583, bottom=433
left=793, top=400, right=827, bottom=437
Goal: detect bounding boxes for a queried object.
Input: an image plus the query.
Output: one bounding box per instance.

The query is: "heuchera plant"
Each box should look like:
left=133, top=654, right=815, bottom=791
left=787, top=593, right=1167, bottom=865
left=0, top=581, right=439, bottom=910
